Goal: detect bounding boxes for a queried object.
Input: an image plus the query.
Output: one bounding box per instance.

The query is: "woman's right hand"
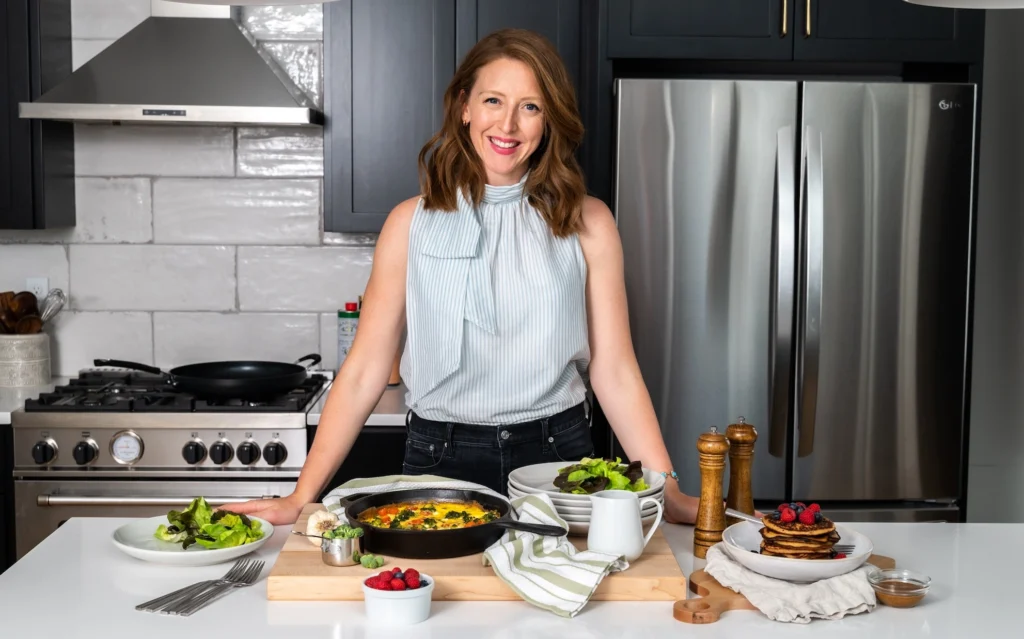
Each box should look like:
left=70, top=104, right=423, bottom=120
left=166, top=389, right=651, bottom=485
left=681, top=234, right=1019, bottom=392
left=222, top=494, right=306, bottom=526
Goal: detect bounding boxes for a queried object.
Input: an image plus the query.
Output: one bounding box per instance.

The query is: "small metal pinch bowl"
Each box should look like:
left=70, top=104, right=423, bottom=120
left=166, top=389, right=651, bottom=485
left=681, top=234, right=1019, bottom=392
left=321, top=536, right=361, bottom=567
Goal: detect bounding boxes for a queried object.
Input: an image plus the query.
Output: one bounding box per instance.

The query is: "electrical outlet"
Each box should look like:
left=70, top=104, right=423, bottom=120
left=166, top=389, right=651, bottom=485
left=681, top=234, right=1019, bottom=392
left=26, top=277, right=49, bottom=299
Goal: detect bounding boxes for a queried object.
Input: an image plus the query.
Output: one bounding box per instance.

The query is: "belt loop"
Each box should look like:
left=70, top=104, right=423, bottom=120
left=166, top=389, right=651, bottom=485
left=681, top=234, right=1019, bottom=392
left=584, top=396, right=592, bottom=425
left=444, top=422, right=455, bottom=459
left=405, top=409, right=413, bottom=430
left=541, top=417, right=551, bottom=453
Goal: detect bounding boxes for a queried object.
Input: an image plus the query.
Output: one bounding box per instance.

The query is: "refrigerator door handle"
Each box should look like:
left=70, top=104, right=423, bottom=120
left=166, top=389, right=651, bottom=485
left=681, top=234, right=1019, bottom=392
left=769, top=126, right=796, bottom=459
left=798, top=125, right=824, bottom=458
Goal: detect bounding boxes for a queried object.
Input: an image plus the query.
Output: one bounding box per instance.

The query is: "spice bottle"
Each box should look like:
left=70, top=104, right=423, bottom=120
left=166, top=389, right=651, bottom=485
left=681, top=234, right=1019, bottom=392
left=694, top=426, right=730, bottom=559
left=337, top=302, right=359, bottom=368
left=725, top=416, right=758, bottom=526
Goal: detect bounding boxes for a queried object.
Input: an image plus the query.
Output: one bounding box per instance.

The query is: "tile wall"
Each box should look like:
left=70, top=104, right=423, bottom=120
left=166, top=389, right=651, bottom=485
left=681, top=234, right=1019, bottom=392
left=0, top=0, right=371, bottom=375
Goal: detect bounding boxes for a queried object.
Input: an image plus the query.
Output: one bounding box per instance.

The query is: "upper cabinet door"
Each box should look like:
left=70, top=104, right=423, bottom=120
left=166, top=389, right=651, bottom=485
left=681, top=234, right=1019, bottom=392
left=456, top=0, right=580, bottom=86
left=323, top=0, right=456, bottom=234
left=794, top=0, right=985, bottom=63
left=606, top=0, right=794, bottom=60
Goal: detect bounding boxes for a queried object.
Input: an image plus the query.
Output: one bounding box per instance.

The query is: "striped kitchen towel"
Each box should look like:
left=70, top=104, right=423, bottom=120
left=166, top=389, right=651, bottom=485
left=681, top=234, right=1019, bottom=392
left=321, top=475, right=627, bottom=618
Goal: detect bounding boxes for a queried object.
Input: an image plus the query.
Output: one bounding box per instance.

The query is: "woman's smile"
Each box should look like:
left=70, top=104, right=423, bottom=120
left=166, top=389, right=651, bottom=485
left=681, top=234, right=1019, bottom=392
left=488, top=135, right=521, bottom=155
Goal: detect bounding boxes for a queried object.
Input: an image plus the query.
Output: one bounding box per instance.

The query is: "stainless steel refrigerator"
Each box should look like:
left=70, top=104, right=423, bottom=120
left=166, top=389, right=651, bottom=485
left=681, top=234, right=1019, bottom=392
left=614, top=79, right=976, bottom=522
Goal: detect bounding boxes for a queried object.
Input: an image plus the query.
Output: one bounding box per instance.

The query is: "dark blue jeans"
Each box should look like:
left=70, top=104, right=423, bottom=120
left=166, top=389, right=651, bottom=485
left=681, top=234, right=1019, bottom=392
left=402, top=403, right=595, bottom=495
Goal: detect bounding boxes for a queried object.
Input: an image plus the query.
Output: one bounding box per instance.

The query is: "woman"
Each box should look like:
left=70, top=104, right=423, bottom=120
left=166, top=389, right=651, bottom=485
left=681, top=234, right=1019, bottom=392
left=229, top=29, right=701, bottom=526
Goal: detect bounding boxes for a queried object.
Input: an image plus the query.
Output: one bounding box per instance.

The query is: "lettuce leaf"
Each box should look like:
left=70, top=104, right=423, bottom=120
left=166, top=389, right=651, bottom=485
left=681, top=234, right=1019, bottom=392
left=554, top=457, right=650, bottom=494
left=154, top=497, right=262, bottom=550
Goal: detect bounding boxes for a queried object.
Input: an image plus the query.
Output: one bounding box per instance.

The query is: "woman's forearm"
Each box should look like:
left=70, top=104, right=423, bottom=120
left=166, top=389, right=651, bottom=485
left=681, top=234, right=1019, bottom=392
left=290, top=365, right=389, bottom=504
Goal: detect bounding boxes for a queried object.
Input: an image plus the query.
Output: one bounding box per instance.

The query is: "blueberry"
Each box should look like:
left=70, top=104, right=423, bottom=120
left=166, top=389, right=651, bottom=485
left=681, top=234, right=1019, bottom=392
left=814, top=512, right=822, bottom=522
left=394, top=571, right=405, bottom=580
left=788, top=503, right=797, bottom=510
left=771, top=510, right=781, bottom=519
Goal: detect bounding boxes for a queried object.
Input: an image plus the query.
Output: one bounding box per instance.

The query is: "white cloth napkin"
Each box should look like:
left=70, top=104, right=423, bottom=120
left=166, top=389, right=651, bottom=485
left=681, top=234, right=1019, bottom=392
left=703, top=544, right=878, bottom=624
left=322, top=475, right=627, bottom=618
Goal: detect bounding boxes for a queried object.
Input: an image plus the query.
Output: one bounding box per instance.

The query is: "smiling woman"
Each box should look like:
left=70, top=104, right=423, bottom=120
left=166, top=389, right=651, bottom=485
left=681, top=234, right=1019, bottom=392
left=226, top=28, right=701, bottom=528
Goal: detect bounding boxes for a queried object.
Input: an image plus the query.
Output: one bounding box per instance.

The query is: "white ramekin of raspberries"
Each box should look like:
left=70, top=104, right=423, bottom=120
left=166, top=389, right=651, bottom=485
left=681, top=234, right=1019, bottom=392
left=361, top=567, right=434, bottom=624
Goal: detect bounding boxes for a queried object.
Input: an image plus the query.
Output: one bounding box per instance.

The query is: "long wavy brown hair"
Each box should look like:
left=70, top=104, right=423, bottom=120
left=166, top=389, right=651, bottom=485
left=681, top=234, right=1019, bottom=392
left=417, top=28, right=587, bottom=238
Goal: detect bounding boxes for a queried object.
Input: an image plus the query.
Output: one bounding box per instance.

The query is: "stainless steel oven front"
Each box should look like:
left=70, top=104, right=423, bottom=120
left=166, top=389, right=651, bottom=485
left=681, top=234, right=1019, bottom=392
left=13, top=478, right=296, bottom=560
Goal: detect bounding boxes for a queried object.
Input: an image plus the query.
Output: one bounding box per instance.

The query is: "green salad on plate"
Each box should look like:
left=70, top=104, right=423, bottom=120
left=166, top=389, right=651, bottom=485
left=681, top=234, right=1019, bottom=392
left=154, top=496, right=264, bottom=550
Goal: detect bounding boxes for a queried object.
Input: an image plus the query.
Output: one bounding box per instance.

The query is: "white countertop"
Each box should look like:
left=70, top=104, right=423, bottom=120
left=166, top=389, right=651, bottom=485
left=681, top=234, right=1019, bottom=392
left=308, top=381, right=409, bottom=427
left=0, top=516, right=1017, bottom=638
left=0, top=377, right=65, bottom=425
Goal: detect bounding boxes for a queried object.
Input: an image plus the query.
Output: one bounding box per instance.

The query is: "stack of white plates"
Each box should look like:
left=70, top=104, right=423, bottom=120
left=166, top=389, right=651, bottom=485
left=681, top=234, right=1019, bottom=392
left=507, top=461, right=665, bottom=536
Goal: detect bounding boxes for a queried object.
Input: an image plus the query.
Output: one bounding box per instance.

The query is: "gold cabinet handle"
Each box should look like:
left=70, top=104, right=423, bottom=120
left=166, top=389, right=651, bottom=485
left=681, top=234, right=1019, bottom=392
left=781, top=0, right=788, bottom=37
left=805, top=0, right=812, bottom=37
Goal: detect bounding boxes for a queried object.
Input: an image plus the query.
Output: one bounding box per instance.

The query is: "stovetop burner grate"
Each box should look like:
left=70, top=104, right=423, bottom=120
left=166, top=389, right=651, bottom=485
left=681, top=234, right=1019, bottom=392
left=25, top=370, right=328, bottom=413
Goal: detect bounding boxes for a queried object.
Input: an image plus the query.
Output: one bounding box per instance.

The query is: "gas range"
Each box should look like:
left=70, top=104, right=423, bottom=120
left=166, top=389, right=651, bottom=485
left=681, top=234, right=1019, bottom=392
left=11, top=369, right=330, bottom=477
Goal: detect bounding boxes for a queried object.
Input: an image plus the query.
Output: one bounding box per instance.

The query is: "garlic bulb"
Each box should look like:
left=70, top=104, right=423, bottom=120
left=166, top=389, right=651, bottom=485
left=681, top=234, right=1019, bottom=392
left=305, top=510, right=340, bottom=546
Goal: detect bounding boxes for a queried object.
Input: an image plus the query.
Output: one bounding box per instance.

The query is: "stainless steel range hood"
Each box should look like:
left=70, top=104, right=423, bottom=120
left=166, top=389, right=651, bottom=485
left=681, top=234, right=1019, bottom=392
left=19, top=17, right=322, bottom=127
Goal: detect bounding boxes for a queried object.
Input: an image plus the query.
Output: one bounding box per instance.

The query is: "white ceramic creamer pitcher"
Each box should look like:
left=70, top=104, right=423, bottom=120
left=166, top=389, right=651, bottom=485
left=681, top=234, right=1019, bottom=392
left=587, top=491, right=664, bottom=562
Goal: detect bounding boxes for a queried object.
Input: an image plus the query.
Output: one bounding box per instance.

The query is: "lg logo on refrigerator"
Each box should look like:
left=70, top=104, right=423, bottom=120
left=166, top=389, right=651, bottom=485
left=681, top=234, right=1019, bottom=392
left=938, top=99, right=963, bottom=110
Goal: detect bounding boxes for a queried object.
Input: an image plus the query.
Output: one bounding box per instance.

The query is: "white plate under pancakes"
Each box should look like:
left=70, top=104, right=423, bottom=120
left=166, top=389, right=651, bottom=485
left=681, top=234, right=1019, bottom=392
left=508, top=461, right=665, bottom=500
left=721, top=521, right=873, bottom=583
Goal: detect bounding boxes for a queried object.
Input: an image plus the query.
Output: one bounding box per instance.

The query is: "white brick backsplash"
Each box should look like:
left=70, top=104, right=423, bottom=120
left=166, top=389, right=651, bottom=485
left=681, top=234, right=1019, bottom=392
left=72, top=0, right=150, bottom=40
left=263, top=42, right=323, bottom=109
left=153, top=178, right=319, bottom=245
left=238, top=4, right=323, bottom=41
left=323, top=232, right=379, bottom=247
left=76, top=125, right=235, bottom=177
left=48, top=311, right=153, bottom=376
left=237, top=128, right=323, bottom=177
left=238, top=247, right=372, bottom=311
left=0, top=245, right=69, bottom=297
left=319, top=312, right=339, bottom=371
left=0, top=178, right=152, bottom=245
left=72, top=39, right=116, bottom=70
left=71, top=245, right=235, bottom=311
left=153, top=313, right=318, bottom=368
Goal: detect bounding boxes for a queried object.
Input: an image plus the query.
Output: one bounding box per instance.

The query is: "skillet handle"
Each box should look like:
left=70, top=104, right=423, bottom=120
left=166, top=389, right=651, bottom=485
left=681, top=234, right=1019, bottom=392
left=493, top=520, right=567, bottom=537
left=335, top=493, right=370, bottom=512
left=93, top=359, right=164, bottom=375
left=295, top=354, right=322, bottom=370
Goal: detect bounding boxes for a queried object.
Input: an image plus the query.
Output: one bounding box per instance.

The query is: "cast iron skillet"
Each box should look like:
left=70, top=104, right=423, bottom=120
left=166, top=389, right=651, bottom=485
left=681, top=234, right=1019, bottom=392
left=337, top=488, right=568, bottom=559
left=92, top=354, right=322, bottom=399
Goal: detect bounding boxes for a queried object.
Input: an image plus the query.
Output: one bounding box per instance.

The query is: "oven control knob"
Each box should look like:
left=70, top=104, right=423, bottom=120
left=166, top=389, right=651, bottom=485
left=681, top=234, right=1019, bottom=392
left=182, top=440, right=207, bottom=465
left=73, top=440, right=99, bottom=466
left=210, top=441, right=233, bottom=465
left=237, top=442, right=261, bottom=465
left=32, top=439, right=57, bottom=465
left=263, top=442, right=287, bottom=466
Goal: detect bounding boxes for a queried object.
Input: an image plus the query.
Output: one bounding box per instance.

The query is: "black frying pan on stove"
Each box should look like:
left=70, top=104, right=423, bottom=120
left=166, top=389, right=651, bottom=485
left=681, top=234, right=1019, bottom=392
left=92, top=354, right=321, bottom=399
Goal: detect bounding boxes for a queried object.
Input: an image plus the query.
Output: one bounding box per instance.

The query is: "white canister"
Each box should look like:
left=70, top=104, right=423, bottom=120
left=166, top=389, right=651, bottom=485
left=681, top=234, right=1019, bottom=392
left=0, top=333, right=52, bottom=387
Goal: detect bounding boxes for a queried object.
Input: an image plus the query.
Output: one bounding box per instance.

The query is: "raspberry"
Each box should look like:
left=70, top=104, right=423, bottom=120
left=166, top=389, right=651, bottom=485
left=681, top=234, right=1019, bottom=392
left=404, top=568, right=420, bottom=581
left=392, top=567, right=402, bottom=574
left=780, top=508, right=797, bottom=523
left=390, top=578, right=408, bottom=591
left=777, top=503, right=788, bottom=511
left=371, top=578, right=390, bottom=591
left=798, top=509, right=816, bottom=525
left=808, top=503, right=821, bottom=513
left=405, top=576, right=421, bottom=589
left=834, top=553, right=847, bottom=560
left=795, top=502, right=806, bottom=508
left=378, top=570, right=394, bottom=582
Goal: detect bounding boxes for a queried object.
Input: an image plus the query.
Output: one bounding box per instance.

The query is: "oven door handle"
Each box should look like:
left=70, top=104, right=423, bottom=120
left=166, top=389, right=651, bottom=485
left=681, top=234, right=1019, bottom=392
left=36, top=495, right=279, bottom=507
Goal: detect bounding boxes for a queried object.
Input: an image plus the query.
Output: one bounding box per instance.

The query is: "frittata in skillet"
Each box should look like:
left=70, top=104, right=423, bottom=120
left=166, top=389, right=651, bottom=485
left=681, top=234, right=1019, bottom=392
left=357, top=500, right=500, bottom=530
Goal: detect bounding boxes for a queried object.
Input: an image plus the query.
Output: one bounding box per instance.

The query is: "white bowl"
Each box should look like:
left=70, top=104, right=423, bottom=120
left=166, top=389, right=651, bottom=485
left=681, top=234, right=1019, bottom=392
left=111, top=515, right=273, bottom=567
left=362, top=572, right=434, bottom=625
left=720, top=521, right=873, bottom=583
left=508, top=461, right=665, bottom=499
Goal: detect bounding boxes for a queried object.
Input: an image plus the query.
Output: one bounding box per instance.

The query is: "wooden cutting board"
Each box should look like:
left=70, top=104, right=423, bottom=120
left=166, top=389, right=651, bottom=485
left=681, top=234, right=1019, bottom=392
left=673, top=554, right=897, bottom=624
left=266, top=503, right=688, bottom=601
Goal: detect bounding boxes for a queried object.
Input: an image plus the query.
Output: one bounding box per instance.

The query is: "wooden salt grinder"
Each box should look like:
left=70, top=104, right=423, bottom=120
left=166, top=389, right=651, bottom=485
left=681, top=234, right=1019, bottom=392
left=725, top=416, right=757, bottom=526
left=694, top=426, right=730, bottom=559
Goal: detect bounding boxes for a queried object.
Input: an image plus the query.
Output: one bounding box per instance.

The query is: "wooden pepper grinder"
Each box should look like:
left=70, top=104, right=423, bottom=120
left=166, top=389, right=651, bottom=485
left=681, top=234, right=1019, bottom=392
left=725, top=416, right=758, bottom=526
left=694, top=426, right=730, bottom=559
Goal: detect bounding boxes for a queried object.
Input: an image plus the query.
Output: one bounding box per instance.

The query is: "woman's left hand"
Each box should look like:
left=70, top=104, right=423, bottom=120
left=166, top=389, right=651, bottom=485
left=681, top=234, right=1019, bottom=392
left=663, top=484, right=700, bottom=525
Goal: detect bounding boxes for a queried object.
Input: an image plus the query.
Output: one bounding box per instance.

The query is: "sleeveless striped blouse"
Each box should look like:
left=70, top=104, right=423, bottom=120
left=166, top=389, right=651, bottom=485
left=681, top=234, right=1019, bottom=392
left=400, top=172, right=591, bottom=425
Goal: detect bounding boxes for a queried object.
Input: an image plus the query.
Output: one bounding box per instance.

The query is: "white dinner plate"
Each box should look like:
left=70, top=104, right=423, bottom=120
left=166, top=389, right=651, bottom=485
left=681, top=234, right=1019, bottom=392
left=562, top=511, right=662, bottom=536
left=720, top=521, right=872, bottom=583
left=508, top=484, right=661, bottom=516
left=508, top=477, right=663, bottom=504
left=111, top=515, right=274, bottom=567
left=508, top=461, right=666, bottom=499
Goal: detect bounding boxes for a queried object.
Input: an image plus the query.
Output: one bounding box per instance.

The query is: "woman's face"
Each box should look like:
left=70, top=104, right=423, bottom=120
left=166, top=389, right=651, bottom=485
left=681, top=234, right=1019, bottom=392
left=461, top=57, right=546, bottom=186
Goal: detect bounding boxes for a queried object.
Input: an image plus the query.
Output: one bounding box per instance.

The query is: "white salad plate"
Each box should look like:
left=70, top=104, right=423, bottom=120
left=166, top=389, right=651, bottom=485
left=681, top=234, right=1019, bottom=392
left=508, top=461, right=665, bottom=500
left=562, top=511, right=662, bottom=537
left=720, top=521, right=873, bottom=583
left=507, top=484, right=662, bottom=515
left=111, top=515, right=274, bottom=567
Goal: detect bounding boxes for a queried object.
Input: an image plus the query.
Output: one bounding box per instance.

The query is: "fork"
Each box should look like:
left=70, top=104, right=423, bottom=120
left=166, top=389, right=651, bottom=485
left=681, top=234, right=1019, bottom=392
left=136, top=559, right=251, bottom=613
left=165, top=560, right=264, bottom=616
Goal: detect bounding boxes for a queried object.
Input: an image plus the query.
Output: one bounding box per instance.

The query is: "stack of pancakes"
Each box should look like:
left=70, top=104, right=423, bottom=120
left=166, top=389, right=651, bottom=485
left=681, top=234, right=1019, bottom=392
left=759, top=515, right=840, bottom=559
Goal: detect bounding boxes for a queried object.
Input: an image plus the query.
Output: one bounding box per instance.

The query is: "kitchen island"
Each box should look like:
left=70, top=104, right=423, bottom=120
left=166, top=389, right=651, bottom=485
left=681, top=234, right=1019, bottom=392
left=0, top=516, right=1016, bottom=638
